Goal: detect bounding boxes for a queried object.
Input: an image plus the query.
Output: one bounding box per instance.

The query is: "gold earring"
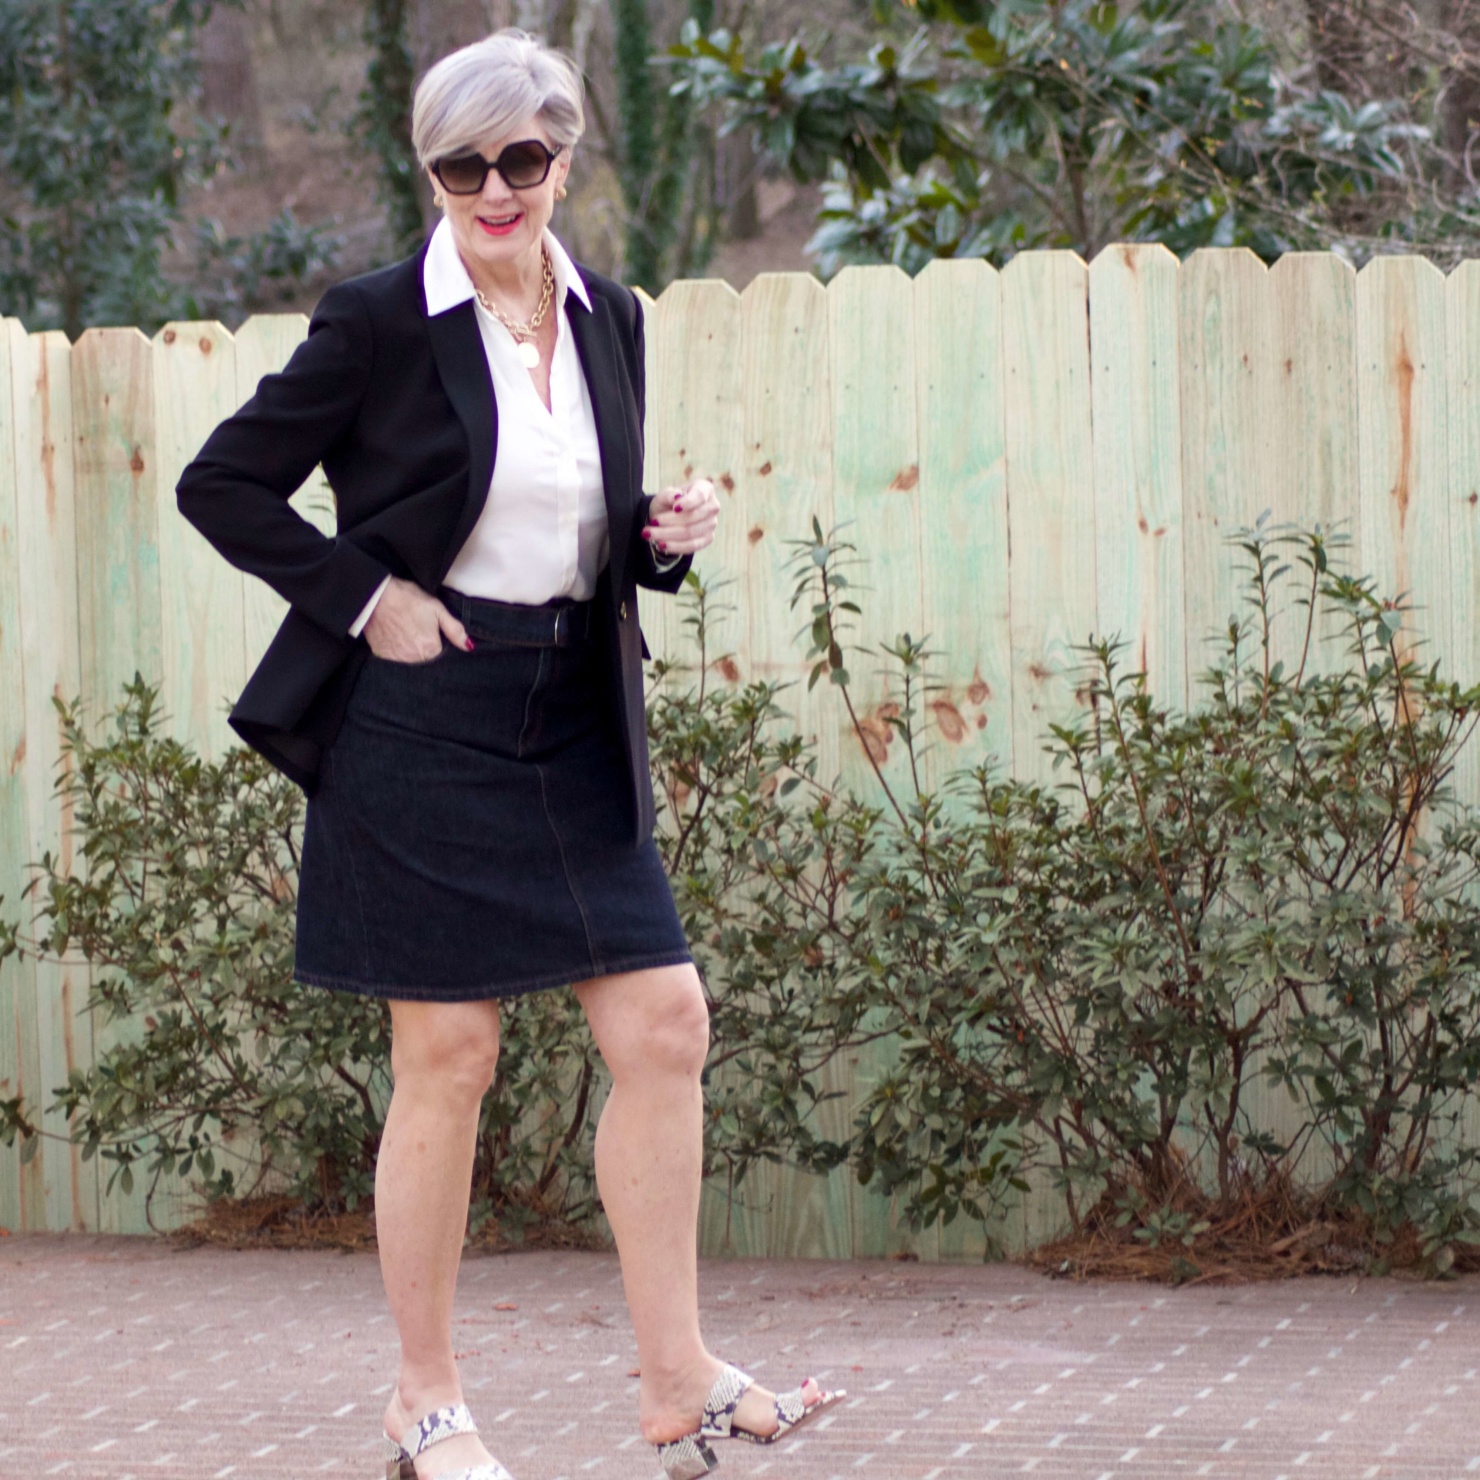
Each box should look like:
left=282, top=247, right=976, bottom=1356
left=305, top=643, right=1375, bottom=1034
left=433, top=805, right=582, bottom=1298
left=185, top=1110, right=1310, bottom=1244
left=556, top=184, right=568, bottom=200
left=433, top=191, right=445, bottom=208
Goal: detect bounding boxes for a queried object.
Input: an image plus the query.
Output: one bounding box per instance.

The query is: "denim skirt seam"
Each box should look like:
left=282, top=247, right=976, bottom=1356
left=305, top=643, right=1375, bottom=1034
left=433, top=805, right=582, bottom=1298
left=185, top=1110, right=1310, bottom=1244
left=292, top=947, right=695, bottom=1003
left=535, top=756, right=601, bottom=977
left=323, top=745, right=376, bottom=980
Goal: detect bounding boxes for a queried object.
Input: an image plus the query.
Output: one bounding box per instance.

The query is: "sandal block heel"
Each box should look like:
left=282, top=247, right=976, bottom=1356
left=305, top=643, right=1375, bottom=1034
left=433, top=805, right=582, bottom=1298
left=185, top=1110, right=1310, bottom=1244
left=653, top=1362, right=847, bottom=1477
left=656, top=1434, right=719, bottom=1479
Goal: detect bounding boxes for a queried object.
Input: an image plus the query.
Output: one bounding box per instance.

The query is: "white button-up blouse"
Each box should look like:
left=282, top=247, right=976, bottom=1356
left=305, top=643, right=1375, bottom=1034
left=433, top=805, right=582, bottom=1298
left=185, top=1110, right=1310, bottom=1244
left=350, top=218, right=640, bottom=636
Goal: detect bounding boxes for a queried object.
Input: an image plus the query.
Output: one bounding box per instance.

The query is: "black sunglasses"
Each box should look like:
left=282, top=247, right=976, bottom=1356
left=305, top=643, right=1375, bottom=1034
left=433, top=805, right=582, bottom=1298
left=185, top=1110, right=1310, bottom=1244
left=431, top=139, right=564, bottom=196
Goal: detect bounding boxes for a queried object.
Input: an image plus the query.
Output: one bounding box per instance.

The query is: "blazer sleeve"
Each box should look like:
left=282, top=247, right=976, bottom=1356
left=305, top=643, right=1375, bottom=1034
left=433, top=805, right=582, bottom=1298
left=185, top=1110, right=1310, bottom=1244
left=176, top=282, right=393, bottom=637
left=627, top=289, right=693, bottom=595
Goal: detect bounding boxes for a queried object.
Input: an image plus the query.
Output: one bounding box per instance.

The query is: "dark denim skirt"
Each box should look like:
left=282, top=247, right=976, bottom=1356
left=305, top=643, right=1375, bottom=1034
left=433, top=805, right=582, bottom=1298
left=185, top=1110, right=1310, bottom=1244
left=293, top=591, right=692, bottom=1002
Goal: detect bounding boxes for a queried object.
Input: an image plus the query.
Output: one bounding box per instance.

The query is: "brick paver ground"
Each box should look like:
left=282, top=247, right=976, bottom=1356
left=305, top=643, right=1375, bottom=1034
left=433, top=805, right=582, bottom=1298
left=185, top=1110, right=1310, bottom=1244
left=3, top=1236, right=1479, bottom=1479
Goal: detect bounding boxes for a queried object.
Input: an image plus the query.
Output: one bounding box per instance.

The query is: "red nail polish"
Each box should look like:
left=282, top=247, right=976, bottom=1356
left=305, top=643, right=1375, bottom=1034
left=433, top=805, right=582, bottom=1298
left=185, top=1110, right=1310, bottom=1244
left=642, top=528, right=652, bottom=539
left=464, top=637, right=475, bottom=651
left=674, top=502, right=683, bottom=512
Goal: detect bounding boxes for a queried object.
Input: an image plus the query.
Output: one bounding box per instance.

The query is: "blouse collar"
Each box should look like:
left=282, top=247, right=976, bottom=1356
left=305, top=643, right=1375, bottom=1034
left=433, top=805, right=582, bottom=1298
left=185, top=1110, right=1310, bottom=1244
left=422, top=215, right=592, bottom=318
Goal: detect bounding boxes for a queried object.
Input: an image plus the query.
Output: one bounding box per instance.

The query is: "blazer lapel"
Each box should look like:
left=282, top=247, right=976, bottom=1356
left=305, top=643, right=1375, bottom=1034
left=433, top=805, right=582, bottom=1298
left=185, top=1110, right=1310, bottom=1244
left=566, top=289, right=637, bottom=598
left=425, top=296, right=498, bottom=579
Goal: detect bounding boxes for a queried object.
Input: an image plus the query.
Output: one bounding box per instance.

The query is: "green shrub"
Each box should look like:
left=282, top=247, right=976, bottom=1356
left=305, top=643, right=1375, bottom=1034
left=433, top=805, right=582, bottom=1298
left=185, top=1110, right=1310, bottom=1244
left=5, top=518, right=1480, bottom=1273
left=649, top=519, right=1480, bottom=1272
left=0, top=685, right=610, bottom=1235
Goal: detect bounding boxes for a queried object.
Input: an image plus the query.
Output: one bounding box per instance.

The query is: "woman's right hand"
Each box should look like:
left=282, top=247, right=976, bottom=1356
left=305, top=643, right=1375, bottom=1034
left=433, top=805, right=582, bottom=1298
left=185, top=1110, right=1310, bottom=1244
left=363, top=576, right=473, bottom=662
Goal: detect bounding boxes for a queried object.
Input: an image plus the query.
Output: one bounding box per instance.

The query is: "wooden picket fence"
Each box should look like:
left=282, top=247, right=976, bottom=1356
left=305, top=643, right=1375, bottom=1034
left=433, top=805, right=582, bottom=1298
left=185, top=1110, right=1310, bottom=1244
left=2, top=245, right=1478, bottom=1255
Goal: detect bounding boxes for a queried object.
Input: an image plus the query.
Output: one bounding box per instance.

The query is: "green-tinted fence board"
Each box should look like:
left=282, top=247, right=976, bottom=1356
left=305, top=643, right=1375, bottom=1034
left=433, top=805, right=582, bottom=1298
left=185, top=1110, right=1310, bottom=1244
left=1088, top=242, right=1187, bottom=710
left=0, top=318, right=39, bottom=1234
left=154, top=322, right=245, bottom=757
left=914, top=257, right=1013, bottom=787
left=912, top=259, right=1011, bottom=1259
left=71, top=328, right=163, bottom=1234
left=1179, top=249, right=1275, bottom=686
left=150, top=320, right=254, bottom=1229
left=72, top=331, right=162, bottom=726
left=737, top=273, right=835, bottom=701
left=1358, top=257, right=1464, bottom=1189
left=649, top=280, right=745, bottom=669
left=827, top=264, right=925, bottom=1260
left=1002, top=252, right=1098, bottom=801
left=1253, top=253, right=1359, bottom=1165
left=1448, top=261, right=1480, bottom=818
left=1352, top=256, right=1454, bottom=1189
left=1000, top=251, right=1098, bottom=1252
left=1356, top=257, right=1452, bottom=668
left=1353, top=256, right=1454, bottom=1200
left=1268, top=254, right=1358, bottom=676
left=6, top=321, right=94, bottom=1232
left=827, top=266, right=924, bottom=803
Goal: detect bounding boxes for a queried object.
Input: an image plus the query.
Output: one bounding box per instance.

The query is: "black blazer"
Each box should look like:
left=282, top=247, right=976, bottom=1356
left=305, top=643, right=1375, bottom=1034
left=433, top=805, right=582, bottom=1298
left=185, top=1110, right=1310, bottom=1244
left=176, top=239, right=691, bottom=841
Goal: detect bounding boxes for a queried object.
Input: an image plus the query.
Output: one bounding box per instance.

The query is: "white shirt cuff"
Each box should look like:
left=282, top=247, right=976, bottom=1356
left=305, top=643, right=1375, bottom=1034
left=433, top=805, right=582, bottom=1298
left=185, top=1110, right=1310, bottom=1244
left=348, top=574, right=392, bottom=637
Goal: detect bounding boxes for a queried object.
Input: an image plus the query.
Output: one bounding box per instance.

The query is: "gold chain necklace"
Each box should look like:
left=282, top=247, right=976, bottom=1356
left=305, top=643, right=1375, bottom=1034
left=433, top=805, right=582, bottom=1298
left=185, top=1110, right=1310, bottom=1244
left=474, top=247, right=555, bottom=369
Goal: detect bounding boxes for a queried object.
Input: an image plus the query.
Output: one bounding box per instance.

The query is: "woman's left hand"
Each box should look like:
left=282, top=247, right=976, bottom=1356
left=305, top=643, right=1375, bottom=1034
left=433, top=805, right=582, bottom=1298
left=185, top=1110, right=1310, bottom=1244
left=643, top=478, right=720, bottom=557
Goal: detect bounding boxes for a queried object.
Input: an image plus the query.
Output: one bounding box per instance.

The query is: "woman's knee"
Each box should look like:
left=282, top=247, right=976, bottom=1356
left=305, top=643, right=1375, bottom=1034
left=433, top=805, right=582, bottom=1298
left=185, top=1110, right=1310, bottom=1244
left=389, top=1000, right=501, bottom=1101
left=589, top=966, right=710, bottom=1081
left=659, top=979, right=711, bottom=1076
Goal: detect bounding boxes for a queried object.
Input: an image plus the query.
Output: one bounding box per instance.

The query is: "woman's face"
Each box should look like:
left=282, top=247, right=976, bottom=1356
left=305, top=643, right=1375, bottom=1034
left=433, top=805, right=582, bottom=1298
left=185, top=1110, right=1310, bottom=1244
left=431, top=114, right=571, bottom=281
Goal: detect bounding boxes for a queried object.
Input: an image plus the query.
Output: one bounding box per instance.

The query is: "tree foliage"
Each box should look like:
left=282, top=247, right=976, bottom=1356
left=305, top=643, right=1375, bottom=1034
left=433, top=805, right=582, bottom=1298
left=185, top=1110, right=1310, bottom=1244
left=0, top=0, right=337, bottom=336
left=0, top=0, right=220, bottom=336
left=358, top=0, right=427, bottom=259
left=612, top=0, right=723, bottom=290
left=669, top=0, right=1480, bottom=274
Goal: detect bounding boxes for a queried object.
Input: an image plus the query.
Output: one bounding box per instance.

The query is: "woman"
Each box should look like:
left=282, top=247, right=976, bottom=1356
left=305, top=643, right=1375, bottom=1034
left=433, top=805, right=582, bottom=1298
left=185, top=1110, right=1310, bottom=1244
left=177, top=27, right=843, bottom=1480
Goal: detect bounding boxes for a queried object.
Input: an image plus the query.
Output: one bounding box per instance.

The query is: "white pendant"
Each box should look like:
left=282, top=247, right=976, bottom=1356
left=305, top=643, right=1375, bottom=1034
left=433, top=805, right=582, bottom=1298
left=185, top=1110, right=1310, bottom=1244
left=518, top=340, right=540, bottom=369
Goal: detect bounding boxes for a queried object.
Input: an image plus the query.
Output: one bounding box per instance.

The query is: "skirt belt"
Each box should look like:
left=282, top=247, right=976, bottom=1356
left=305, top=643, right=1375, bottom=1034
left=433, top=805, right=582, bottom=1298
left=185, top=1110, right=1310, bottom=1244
left=436, top=586, right=595, bottom=647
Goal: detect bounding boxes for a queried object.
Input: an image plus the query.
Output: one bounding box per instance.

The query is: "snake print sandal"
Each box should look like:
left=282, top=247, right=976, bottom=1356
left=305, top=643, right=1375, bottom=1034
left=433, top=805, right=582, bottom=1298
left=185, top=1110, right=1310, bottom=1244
left=383, top=1401, right=515, bottom=1480
left=655, top=1362, right=847, bottom=1478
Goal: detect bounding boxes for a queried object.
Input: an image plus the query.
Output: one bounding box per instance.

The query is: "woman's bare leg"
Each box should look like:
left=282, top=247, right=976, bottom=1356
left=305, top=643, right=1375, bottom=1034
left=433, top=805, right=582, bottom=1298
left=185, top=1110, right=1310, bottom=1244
left=574, top=964, right=822, bottom=1446
left=378, top=998, right=503, bottom=1476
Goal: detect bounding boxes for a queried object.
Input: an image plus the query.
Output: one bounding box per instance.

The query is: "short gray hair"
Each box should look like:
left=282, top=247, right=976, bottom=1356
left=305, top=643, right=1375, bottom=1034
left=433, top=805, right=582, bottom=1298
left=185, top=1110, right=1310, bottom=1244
left=412, top=29, right=585, bottom=167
